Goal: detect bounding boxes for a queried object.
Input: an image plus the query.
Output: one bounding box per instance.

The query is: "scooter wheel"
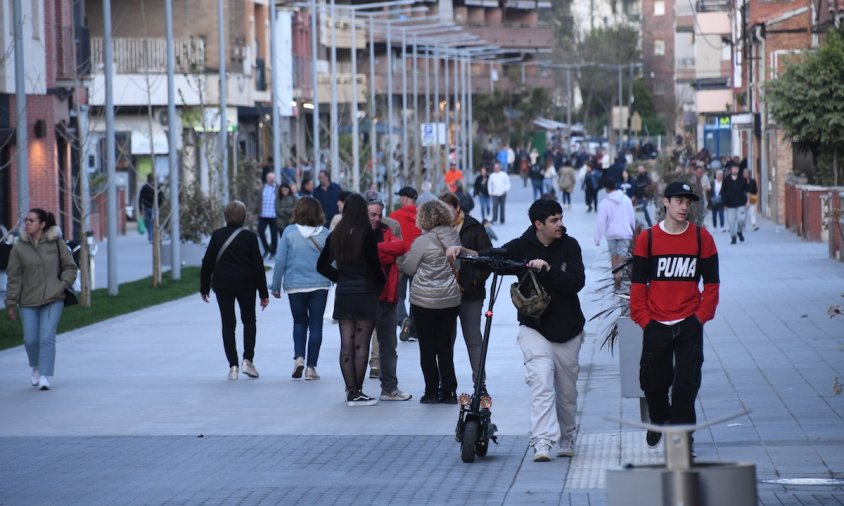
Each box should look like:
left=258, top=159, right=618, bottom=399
left=461, top=420, right=479, bottom=463
left=476, top=438, right=489, bottom=457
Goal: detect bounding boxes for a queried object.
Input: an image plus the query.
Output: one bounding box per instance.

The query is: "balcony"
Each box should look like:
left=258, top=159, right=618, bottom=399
left=255, top=58, right=267, bottom=91
left=90, top=37, right=206, bottom=74
left=464, top=25, right=554, bottom=52
left=55, top=27, right=76, bottom=80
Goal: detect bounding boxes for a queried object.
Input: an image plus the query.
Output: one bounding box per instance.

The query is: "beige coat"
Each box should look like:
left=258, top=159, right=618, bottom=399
left=402, top=225, right=461, bottom=309
left=4, top=226, right=77, bottom=309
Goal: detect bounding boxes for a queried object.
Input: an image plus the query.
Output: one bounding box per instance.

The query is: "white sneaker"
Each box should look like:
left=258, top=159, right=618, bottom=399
left=533, top=441, right=552, bottom=462
left=304, top=367, right=320, bottom=381
left=37, top=376, right=50, bottom=390
left=557, top=436, right=575, bottom=457
left=227, top=366, right=239, bottom=380
left=380, top=390, right=412, bottom=401
left=31, top=367, right=39, bottom=387
left=241, top=359, right=259, bottom=378
left=292, top=357, right=305, bottom=379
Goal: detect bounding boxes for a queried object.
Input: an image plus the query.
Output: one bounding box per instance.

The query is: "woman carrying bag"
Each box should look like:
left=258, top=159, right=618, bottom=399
left=402, top=199, right=463, bottom=404
left=200, top=201, right=269, bottom=380
left=4, top=208, right=77, bottom=390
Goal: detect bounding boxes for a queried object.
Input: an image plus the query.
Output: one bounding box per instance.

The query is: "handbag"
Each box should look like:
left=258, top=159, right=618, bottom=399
left=56, top=242, right=78, bottom=307
left=510, top=269, right=550, bottom=321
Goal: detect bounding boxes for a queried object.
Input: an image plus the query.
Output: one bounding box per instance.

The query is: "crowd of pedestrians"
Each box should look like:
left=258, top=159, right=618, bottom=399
left=4, top=146, right=745, bottom=465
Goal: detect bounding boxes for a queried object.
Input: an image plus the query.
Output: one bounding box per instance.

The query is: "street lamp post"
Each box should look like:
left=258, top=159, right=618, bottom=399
left=310, top=0, right=320, bottom=175
left=350, top=11, right=360, bottom=191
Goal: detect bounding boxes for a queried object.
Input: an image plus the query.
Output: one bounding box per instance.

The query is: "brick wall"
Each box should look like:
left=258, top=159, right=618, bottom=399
left=642, top=0, right=677, bottom=133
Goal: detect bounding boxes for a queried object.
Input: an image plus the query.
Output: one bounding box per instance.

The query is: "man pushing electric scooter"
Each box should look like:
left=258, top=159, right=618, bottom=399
left=447, top=198, right=586, bottom=463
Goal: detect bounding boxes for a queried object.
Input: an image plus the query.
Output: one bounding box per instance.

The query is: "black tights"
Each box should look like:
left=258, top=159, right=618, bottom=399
left=338, top=319, right=376, bottom=396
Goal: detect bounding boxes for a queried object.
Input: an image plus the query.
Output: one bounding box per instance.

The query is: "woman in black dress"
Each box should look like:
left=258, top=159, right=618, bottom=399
left=317, top=194, right=386, bottom=406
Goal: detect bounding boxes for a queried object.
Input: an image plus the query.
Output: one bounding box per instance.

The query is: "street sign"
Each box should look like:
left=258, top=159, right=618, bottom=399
left=612, top=106, right=630, bottom=132
left=631, top=112, right=642, bottom=133
left=420, top=123, right=446, bottom=147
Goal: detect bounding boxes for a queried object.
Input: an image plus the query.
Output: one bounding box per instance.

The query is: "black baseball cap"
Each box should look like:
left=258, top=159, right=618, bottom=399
left=663, top=181, right=700, bottom=201
left=395, top=186, right=418, bottom=199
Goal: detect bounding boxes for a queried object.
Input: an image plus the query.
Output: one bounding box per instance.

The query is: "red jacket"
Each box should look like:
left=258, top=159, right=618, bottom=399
left=375, top=224, right=407, bottom=303
left=389, top=204, right=420, bottom=251
left=630, top=223, right=719, bottom=328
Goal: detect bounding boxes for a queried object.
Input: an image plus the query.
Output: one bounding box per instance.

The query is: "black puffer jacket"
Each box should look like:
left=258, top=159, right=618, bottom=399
left=721, top=174, right=749, bottom=208
left=458, top=215, right=492, bottom=301
left=500, top=226, right=586, bottom=343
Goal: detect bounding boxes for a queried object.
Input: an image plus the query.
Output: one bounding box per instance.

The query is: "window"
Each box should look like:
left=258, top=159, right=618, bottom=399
left=655, top=40, right=665, bottom=56
left=654, top=81, right=666, bottom=95
left=654, top=0, right=665, bottom=15
left=31, top=0, right=40, bottom=40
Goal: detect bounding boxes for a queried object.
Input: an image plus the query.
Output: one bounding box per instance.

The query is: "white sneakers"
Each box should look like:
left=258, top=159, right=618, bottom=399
left=532, top=437, right=575, bottom=462
left=533, top=441, right=552, bottom=462
left=380, top=390, right=412, bottom=401
left=241, top=359, right=259, bottom=378
left=37, top=376, right=50, bottom=391
left=292, top=357, right=305, bottom=379
left=304, top=367, right=320, bottom=381
left=227, top=366, right=239, bottom=380
left=31, top=368, right=39, bottom=387
left=557, top=436, right=575, bottom=457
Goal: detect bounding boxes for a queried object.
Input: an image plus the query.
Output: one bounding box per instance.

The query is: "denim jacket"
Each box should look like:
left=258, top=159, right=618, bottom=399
left=271, top=225, right=331, bottom=293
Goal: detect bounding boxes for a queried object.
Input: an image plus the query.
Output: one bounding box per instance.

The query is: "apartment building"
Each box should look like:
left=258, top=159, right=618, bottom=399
left=738, top=0, right=815, bottom=223
left=0, top=0, right=88, bottom=235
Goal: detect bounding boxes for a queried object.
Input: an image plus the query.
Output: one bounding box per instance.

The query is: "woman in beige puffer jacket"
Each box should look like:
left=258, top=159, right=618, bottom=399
left=402, top=199, right=462, bottom=404
left=4, top=209, right=77, bottom=390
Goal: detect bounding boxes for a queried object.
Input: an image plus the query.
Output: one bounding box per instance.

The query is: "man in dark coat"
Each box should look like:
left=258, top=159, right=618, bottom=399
left=313, top=170, right=342, bottom=226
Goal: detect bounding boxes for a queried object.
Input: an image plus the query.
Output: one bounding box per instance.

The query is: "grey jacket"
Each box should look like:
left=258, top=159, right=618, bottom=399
left=5, top=226, right=77, bottom=309
left=402, top=225, right=461, bottom=309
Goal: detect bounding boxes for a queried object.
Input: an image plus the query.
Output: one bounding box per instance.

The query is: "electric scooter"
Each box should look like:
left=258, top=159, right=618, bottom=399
left=454, top=251, right=527, bottom=463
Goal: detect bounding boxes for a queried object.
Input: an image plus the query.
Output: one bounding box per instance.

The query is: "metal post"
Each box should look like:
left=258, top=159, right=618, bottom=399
left=566, top=67, right=572, bottom=135
left=628, top=62, right=634, bottom=144
left=165, top=0, right=180, bottom=279
left=218, top=0, right=228, bottom=201
left=462, top=55, right=469, bottom=176
left=401, top=29, right=408, bottom=186
left=412, top=34, right=421, bottom=188
left=386, top=22, right=394, bottom=197
left=424, top=46, right=431, bottom=180
left=103, top=0, right=118, bottom=295
left=369, top=14, right=376, bottom=185
left=329, top=0, right=339, bottom=181
left=270, top=0, right=281, bottom=182
left=310, top=0, right=320, bottom=174
left=433, top=46, right=440, bottom=189
left=444, top=51, right=450, bottom=184
left=351, top=11, right=360, bottom=191
left=489, top=61, right=494, bottom=93
left=467, top=55, right=474, bottom=174
left=12, top=0, right=28, bottom=223
left=616, top=65, right=622, bottom=159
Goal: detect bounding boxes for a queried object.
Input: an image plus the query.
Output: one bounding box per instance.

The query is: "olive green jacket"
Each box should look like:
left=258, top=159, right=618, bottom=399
left=4, top=226, right=77, bottom=309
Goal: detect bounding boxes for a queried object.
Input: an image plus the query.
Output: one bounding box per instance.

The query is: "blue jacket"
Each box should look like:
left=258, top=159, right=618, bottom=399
left=313, top=182, right=342, bottom=225
left=271, top=225, right=331, bottom=293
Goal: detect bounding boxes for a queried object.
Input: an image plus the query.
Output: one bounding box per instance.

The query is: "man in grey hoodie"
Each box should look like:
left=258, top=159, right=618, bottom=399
left=594, top=177, right=635, bottom=286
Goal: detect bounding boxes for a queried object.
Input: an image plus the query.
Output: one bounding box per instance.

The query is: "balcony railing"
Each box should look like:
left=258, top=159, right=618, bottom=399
left=55, top=27, right=76, bottom=80
left=90, top=37, right=206, bottom=74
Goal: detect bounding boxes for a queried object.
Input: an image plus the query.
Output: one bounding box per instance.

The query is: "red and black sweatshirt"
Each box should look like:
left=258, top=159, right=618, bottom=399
left=630, top=222, right=719, bottom=329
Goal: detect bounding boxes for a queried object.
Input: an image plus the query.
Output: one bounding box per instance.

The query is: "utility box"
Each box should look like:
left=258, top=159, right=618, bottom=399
left=617, top=317, right=649, bottom=421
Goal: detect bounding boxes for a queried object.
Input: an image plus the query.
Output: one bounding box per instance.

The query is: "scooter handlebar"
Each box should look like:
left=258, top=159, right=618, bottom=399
left=457, top=254, right=534, bottom=274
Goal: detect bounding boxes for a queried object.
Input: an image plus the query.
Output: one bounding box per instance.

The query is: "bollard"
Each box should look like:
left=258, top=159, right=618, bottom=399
left=606, top=412, right=757, bottom=506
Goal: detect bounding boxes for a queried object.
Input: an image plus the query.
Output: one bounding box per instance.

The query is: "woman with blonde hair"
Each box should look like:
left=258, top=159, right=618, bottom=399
left=5, top=208, right=77, bottom=390
left=200, top=200, right=269, bottom=380
left=402, top=199, right=462, bottom=404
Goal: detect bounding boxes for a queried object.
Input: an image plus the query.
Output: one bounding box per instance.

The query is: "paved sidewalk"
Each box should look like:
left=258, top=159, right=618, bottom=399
left=1, top=178, right=843, bottom=505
